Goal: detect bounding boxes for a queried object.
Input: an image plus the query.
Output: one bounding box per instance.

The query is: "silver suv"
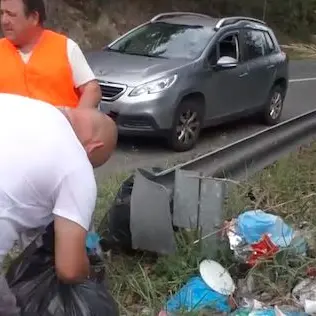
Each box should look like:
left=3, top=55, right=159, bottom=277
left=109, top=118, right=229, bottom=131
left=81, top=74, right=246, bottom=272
left=86, top=13, right=289, bottom=152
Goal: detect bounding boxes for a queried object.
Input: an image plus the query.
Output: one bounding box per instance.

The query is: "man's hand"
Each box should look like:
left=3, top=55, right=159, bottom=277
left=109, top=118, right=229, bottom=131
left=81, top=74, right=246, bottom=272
left=54, top=215, right=90, bottom=283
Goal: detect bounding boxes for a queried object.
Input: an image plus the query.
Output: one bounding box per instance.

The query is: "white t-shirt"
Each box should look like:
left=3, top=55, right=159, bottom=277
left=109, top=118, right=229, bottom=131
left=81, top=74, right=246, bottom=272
left=19, top=38, right=96, bottom=88
left=0, top=93, right=97, bottom=263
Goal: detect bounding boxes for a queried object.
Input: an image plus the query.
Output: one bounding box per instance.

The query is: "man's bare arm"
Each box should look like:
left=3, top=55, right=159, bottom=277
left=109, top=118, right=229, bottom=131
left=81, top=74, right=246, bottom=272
left=77, top=80, right=101, bottom=109
left=54, top=215, right=90, bottom=283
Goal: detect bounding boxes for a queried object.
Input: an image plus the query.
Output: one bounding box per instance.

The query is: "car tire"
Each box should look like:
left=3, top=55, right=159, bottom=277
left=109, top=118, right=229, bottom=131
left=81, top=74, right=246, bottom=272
left=167, top=98, right=203, bottom=152
left=261, top=85, right=285, bottom=125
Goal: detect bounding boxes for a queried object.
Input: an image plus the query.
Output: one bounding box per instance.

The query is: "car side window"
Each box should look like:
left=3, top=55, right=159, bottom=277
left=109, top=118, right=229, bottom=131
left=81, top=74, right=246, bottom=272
left=264, top=32, right=276, bottom=55
left=219, top=34, right=239, bottom=60
left=208, top=33, right=239, bottom=66
left=243, top=29, right=267, bottom=61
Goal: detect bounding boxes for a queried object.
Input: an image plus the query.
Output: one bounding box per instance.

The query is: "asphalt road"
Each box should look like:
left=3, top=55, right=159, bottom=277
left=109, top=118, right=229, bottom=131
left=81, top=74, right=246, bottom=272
left=95, top=60, right=316, bottom=183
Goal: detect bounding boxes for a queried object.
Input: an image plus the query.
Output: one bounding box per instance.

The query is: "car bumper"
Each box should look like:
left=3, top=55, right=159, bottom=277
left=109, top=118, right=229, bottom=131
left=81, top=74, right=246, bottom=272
left=108, top=112, right=168, bottom=137
left=98, top=87, right=179, bottom=136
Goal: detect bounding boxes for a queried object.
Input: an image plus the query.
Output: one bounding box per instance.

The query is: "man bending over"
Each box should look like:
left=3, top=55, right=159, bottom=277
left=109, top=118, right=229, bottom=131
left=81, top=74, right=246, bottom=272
left=0, top=93, right=117, bottom=315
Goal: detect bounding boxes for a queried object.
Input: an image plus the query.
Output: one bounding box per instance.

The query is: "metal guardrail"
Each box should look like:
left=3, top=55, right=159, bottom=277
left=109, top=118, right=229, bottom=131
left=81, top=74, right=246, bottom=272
left=129, top=110, right=316, bottom=254
left=140, top=109, right=316, bottom=186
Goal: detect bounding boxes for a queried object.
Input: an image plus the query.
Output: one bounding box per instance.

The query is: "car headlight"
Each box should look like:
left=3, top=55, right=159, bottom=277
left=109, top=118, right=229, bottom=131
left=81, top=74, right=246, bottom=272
left=129, top=74, right=178, bottom=97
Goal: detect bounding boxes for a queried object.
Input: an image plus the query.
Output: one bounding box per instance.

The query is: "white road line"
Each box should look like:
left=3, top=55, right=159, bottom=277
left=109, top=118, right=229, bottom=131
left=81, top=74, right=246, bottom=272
left=289, top=77, right=316, bottom=83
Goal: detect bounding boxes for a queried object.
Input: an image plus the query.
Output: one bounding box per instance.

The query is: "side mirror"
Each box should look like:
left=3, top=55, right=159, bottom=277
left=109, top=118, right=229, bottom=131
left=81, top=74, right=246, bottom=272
left=216, top=56, right=238, bottom=70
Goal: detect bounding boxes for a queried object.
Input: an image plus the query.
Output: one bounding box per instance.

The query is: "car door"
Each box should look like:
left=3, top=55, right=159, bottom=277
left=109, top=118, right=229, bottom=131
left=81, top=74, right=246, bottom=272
left=241, top=28, right=276, bottom=110
left=202, top=31, right=252, bottom=121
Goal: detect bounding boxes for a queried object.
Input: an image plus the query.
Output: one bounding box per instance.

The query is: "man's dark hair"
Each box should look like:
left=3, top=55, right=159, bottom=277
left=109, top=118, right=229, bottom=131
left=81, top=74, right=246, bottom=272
left=22, top=0, right=46, bottom=25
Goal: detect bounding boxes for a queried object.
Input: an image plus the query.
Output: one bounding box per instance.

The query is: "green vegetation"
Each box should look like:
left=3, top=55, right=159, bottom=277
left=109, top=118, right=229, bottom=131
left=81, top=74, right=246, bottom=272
left=282, top=43, right=316, bottom=60
left=202, top=0, right=316, bottom=41
left=61, top=0, right=316, bottom=50
left=97, top=142, right=316, bottom=315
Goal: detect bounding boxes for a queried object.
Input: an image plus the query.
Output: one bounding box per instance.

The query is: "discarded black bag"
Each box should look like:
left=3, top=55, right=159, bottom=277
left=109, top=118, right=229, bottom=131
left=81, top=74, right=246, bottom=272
left=98, top=169, right=175, bottom=254
left=6, top=223, right=119, bottom=316
left=98, top=175, right=134, bottom=252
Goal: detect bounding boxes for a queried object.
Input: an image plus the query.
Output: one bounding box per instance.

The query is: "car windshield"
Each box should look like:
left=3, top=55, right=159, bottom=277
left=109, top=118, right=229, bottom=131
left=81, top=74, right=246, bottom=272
left=107, top=21, right=215, bottom=60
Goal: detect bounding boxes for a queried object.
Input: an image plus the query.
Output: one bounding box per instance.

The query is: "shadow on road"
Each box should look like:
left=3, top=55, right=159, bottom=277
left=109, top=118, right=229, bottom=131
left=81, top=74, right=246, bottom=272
left=116, top=116, right=262, bottom=153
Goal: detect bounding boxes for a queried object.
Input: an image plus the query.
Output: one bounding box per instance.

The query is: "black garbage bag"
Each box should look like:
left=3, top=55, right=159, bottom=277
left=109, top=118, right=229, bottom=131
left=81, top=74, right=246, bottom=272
left=6, top=223, right=119, bottom=316
left=98, top=175, right=134, bottom=252
left=98, top=169, right=175, bottom=254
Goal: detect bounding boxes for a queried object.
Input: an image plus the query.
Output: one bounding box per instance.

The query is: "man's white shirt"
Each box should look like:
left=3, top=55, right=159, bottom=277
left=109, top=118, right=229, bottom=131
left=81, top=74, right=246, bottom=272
left=0, top=93, right=97, bottom=264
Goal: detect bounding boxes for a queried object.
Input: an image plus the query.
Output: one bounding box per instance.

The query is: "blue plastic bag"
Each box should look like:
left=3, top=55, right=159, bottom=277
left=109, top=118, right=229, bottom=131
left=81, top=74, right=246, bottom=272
left=165, top=276, right=231, bottom=313
left=86, top=232, right=101, bottom=252
left=236, top=210, right=294, bottom=248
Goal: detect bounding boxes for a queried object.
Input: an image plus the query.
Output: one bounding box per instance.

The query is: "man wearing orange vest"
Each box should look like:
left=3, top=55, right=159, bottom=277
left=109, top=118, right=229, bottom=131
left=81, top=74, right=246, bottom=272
left=0, top=0, right=101, bottom=109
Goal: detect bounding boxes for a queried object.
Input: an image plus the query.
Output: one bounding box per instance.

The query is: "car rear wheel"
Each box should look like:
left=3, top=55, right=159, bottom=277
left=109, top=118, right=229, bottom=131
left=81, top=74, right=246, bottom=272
left=261, top=85, right=285, bottom=125
left=167, top=99, right=203, bottom=152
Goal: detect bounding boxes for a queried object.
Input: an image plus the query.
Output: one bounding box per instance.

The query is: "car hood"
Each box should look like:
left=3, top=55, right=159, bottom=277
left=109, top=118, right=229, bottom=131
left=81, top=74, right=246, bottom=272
left=85, top=50, right=188, bottom=86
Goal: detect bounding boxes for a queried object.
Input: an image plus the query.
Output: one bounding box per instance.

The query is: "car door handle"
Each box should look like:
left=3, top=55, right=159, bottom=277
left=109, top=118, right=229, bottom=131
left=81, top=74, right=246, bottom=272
left=267, top=64, right=276, bottom=69
left=239, top=72, right=248, bottom=78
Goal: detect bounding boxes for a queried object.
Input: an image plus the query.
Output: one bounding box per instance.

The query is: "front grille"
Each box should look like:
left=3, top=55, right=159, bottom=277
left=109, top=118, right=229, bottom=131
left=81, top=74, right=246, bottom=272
left=98, top=81, right=126, bottom=101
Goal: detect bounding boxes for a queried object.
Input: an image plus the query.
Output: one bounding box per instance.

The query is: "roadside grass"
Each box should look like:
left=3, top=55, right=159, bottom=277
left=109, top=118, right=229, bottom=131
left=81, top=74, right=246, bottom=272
left=281, top=43, right=316, bottom=60
left=94, top=171, right=131, bottom=228
left=96, top=142, right=316, bottom=315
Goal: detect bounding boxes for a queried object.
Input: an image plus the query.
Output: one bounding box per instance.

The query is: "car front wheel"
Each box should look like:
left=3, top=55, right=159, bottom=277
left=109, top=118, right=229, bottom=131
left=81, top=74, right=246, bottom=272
left=261, top=85, right=285, bottom=125
left=167, top=99, right=203, bottom=152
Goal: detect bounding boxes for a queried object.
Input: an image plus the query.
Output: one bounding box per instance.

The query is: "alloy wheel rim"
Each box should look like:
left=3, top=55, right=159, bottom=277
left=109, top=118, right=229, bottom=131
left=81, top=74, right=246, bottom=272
left=176, top=110, right=200, bottom=144
left=269, top=92, right=283, bottom=120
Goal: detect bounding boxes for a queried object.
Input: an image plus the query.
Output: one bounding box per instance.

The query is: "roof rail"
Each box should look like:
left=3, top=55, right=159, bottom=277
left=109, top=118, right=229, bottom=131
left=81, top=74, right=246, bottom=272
left=214, top=16, right=266, bottom=30
left=150, top=12, right=212, bottom=23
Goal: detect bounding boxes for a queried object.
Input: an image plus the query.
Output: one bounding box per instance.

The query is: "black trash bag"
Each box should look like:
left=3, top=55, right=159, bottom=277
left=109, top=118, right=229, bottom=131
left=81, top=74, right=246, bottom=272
left=98, top=175, right=134, bottom=253
left=98, top=169, right=176, bottom=254
left=6, top=223, right=119, bottom=316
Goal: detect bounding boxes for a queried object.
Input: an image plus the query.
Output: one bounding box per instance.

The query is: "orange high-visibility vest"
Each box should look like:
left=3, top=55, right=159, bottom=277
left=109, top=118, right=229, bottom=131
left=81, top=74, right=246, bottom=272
left=0, top=30, right=79, bottom=107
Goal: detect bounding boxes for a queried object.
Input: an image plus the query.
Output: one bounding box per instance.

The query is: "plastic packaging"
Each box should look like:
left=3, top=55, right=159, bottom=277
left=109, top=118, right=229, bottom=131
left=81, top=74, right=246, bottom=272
left=236, top=210, right=294, bottom=248
left=165, top=276, right=232, bottom=313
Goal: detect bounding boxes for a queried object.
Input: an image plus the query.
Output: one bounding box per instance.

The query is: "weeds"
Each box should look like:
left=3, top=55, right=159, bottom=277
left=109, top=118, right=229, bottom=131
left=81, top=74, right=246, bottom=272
left=281, top=43, right=316, bottom=60
left=96, top=143, right=316, bottom=315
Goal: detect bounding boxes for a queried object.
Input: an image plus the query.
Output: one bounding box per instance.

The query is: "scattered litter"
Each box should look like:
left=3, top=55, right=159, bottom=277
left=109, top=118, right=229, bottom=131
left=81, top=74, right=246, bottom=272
left=225, top=210, right=307, bottom=265
left=293, top=278, right=316, bottom=314
left=240, top=298, right=266, bottom=310
left=86, top=231, right=101, bottom=252
left=199, top=259, right=236, bottom=296
left=304, top=299, right=316, bottom=314
left=236, top=210, right=293, bottom=248
left=247, top=234, right=279, bottom=266
left=232, top=306, right=307, bottom=316
left=226, top=218, right=243, bottom=249
left=164, top=276, right=233, bottom=313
